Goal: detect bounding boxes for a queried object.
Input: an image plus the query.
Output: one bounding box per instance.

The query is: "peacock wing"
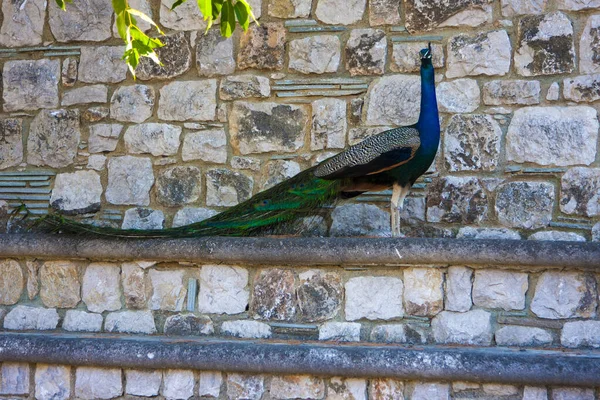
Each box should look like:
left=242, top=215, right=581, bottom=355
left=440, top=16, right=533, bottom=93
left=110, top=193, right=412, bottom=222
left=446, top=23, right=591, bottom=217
left=313, top=126, right=421, bottom=179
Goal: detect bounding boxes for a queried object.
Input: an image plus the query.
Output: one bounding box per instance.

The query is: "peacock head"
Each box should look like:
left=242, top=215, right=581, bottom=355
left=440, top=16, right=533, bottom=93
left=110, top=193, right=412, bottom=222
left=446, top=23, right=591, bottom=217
left=420, top=43, right=433, bottom=66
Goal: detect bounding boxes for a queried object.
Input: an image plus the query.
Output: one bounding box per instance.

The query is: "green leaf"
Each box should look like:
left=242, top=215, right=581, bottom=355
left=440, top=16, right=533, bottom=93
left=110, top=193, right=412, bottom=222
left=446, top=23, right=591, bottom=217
left=220, top=0, right=235, bottom=37
left=212, top=0, right=223, bottom=19
left=55, top=0, right=72, bottom=11
left=115, top=12, right=128, bottom=40
left=171, top=0, right=187, bottom=10
left=233, top=0, right=249, bottom=31
left=236, top=0, right=258, bottom=25
left=111, top=0, right=127, bottom=14
left=197, top=0, right=211, bottom=18
left=127, top=8, right=165, bottom=34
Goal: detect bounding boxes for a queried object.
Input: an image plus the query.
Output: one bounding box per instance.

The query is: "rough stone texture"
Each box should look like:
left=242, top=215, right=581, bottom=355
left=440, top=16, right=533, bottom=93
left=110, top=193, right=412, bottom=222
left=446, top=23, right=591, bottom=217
left=437, top=79, right=480, bottom=113
left=105, top=310, right=157, bottom=334
left=403, top=268, right=443, bottom=316
left=159, top=80, right=217, bottom=121
left=506, top=106, right=598, bottom=166
left=196, top=29, right=235, bottom=77
left=269, top=0, right=312, bottom=18
left=365, top=75, right=421, bottom=126
left=227, top=374, right=264, bottom=400
left=400, top=197, right=426, bottom=225
left=523, top=387, right=549, bottom=400
left=122, top=208, right=165, bottom=230
left=531, top=271, right=597, bottom=319
left=124, top=123, right=181, bottom=157
left=297, top=270, right=342, bottom=322
left=149, top=269, right=187, bottom=311
left=172, top=207, right=218, bottom=228
left=580, top=16, right=600, bottom=74
left=75, top=368, right=122, bottom=399
left=261, top=160, right=300, bottom=190
left=327, top=377, right=367, bottom=400
left=319, top=322, right=361, bottom=342
left=3, top=59, right=59, bottom=112
left=26, top=260, right=40, bottom=301
left=238, top=23, right=286, bottom=70
left=0, top=259, right=23, bottom=305
left=83, top=106, right=109, bottom=122
left=411, top=383, right=449, bottom=400
left=49, top=0, right=111, bottom=41
left=222, top=320, right=272, bottom=339
left=270, top=375, right=325, bottom=400
left=473, top=270, right=528, bottom=310
left=198, top=265, right=249, bottom=314
left=446, top=30, right=511, bottom=78
left=110, top=85, right=155, bottom=123
left=78, top=46, right=128, bottom=84
left=112, top=0, right=152, bottom=34
left=40, top=261, right=80, bottom=308
left=4, top=306, right=58, bottom=330
left=563, top=74, right=600, bottom=102
left=0, top=363, right=29, bottom=395
left=199, top=371, right=222, bottom=397
left=62, top=85, right=107, bottom=106
left=405, top=0, right=492, bottom=31
left=547, top=82, right=560, bottom=101
left=88, top=155, right=107, bottom=171
left=330, top=204, right=391, bottom=237
left=182, top=129, right=227, bottom=163
left=35, top=365, right=70, bottom=400
left=311, top=98, right=346, bottom=150
left=495, top=325, right=553, bottom=346
left=453, top=381, right=479, bottom=391
left=0, top=0, right=45, bottom=46
left=231, top=156, right=262, bottom=172
left=561, top=320, right=600, bottom=348
left=62, top=310, right=102, bottom=332
left=369, top=0, right=401, bottom=25
left=27, top=109, right=80, bottom=168
left=315, top=0, right=366, bottom=25
left=157, top=166, right=202, bottom=206
left=560, top=168, right=600, bottom=217
left=444, top=114, right=501, bottom=172
left=501, top=0, right=546, bottom=16
left=160, top=0, right=205, bottom=30
left=106, top=156, right=154, bottom=206
left=50, top=171, right=102, bottom=215
left=370, top=324, right=409, bottom=344
left=345, top=276, right=403, bottom=321
left=427, top=177, right=487, bottom=224
left=483, top=80, right=541, bottom=105
left=0, top=118, right=23, bottom=169
left=515, top=12, right=575, bottom=76
left=62, top=57, right=77, bottom=87
left=346, top=29, right=386, bottom=76
left=529, top=231, right=586, bottom=241
left=252, top=269, right=296, bottom=321
left=482, top=384, right=519, bottom=396
left=205, top=169, right=253, bottom=207
left=432, top=310, right=493, bottom=345
left=289, top=35, right=341, bottom=74
left=458, top=227, right=521, bottom=239
left=445, top=266, right=473, bottom=312
left=121, top=262, right=146, bottom=309
left=162, top=370, right=194, bottom=400
left=164, top=314, right=214, bottom=336
left=220, top=75, right=270, bottom=100
left=230, top=102, right=308, bottom=154
left=495, top=181, right=554, bottom=229
left=125, top=370, right=162, bottom=397
left=390, top=42, right=444, bottom=73
left=369, top=379, right=404, bottom=400
left=137, top=33, right=191, bottom=80
left=82, top=263, right=121, bottom=313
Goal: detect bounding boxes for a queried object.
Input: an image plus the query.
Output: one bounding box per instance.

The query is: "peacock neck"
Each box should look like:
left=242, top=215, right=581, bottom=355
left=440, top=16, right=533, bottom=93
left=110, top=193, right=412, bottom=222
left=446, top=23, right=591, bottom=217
left=415, top=62, right=440, bottom=154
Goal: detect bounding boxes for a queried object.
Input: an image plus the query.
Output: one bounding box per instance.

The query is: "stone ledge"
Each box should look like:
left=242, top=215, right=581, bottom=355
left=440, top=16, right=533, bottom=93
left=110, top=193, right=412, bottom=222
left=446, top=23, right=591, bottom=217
left=0, top=234, right=598, bottom=269
left=0, top=332, right=599, bottom=387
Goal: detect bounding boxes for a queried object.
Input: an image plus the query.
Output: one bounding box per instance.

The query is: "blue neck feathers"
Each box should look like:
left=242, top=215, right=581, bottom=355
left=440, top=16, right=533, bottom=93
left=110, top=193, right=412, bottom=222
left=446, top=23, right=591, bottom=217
left=415, top=62, right=440, bottom=153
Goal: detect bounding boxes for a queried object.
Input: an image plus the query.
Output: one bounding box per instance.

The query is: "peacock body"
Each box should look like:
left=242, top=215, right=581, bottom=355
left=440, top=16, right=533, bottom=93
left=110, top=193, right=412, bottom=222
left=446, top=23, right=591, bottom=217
left=39, top=45, right=440, bottom=238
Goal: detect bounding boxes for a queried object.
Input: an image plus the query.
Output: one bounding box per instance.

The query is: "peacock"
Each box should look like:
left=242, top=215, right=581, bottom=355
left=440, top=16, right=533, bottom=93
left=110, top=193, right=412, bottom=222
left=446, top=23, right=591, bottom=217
left=36, top=44, right=440, bottom=238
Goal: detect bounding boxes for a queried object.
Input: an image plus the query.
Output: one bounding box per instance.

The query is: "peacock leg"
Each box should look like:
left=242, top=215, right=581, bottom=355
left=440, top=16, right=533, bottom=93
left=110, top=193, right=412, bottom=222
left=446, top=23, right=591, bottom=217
left=390, top=183, right=410, bottom=237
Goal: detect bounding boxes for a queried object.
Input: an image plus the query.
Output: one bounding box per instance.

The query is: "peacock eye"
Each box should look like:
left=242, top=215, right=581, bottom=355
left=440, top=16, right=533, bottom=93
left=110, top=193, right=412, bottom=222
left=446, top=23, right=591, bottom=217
left=262, top=200, right=270, bottom=205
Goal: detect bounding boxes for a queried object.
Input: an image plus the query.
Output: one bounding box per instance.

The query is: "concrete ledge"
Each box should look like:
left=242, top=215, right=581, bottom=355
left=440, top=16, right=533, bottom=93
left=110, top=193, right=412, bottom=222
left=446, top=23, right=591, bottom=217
left=0, top=332, right=599, bottom=387
left=0, top=234, right=598, bottom=268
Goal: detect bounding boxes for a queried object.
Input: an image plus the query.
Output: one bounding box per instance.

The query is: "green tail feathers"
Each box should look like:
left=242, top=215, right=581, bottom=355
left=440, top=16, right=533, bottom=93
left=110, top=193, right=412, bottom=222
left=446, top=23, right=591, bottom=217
left=36, top=167, right=345, bottom=238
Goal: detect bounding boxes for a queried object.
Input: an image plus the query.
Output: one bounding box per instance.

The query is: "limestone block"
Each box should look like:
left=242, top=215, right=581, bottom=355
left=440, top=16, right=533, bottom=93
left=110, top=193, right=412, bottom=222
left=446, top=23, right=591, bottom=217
left=27, top=109, right=80, bottom=168
left=172, top=207, right=218, bottom=228
left=315, top=0, right=366, bottom=24
left=3, top=59, right=59, bottom=112
left=182, top=129, right=227, bottom=163
left=289, top=35, right=341, bottom=74
left=297, top=270, right=342, bottom=322
left=270, top=375, right=325, bottom=399
left=149, top=269, right=187, bottom=311
left=238, top=23, right=285, bottom=70
left=199, top=371, right=222, bottom=397
left=196, top=29, right=235, bottom=77
left=411, top=383, right=449, bottom=400
left=531, top=271, right=597, bottom=319
left=431, top=310, right=492, bottom=345
left=63, top=310, right=102, bottom=332
left=483, top=80, right=541, bottom=105
left=327, top=377, right=366, bottom=400
left=4, top=306, right=58, bottom=330
left=110, top=85, right=155, bottom=123
left=82, top=263, right=121, bottom=313
left=35, top=365, right=70, bottom=400
left=369, top=0, right=401, bottom=25
left=403, top=268, right=443, bottom=316
left=0, top=259, right=23, bottom=305
left=391, top=42, right=444, bottom=73
left=330, top=204, right=391, bottom=237
left=163, top=370, right=194, bottom=400
left=125, top=370, right=162, bottom=397
left=495, top=325, right=553, bottom=346
left=158, top=80, right=217, bottom=121
left=444, top=114, right=501, bottom=171
left=346, top=29, right=386, bottom=76
left=446, top=30, right=511, bottom=78
left=0, top=363, right=29, bottom=395
left=561, top=320, right=600, bottom=348
left=220, top=75, right=270, bottom=100
left=78, top=46, right=128, bottom=83
left=261, top=160, right=301, bottom=190
left=427, top=177, right=488, bottom=224
left=437, top=79, right=480, bottom=113
left=365, top=75, right=421, bottom=126
left=136, top=32, right=191, bottom=80
left=445, top=266, right=473, bottom=312
left=495, top=181, right=554, bottom=229
left=319, top=322, right=361, bottom=341
left=345, top=276, right=403, bottom=320
left=205, top=169, right=253, bottom=207
left=122, top=208, right=164, bottom=230
left=226, top=374, right=264, bottom=400
left=105, top=310, right=156, bottom=334
left=75, top=367, right=122, bottom=399
left=198, top=265, right=249, bottom=314
left=221, top=320, right=272, bottom=338
left=164, top=314, right=214, bottom=336
left=50, top=171, right=102, bottom=215
left=157, top=166, right=202, bottom=206
left=560, top=168, right=600, bottom=217
left=0, top=119, right=23, bottom=169
left=0, top=0, right=45, bottom=46
left=40, top=261, right=81, bottom=308
left=252, top=269, right=296, bottom=321
left=62, top=85, right=108, bottom=106
left=106, top=156, right=154, bottom=206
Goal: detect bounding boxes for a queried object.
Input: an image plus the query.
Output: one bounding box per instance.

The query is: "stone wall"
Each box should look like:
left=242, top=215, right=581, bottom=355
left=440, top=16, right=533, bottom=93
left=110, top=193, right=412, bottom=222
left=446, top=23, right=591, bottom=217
left=0, top=0, right=597, bottom=238
left=1, top=254, right=600, bottom=398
